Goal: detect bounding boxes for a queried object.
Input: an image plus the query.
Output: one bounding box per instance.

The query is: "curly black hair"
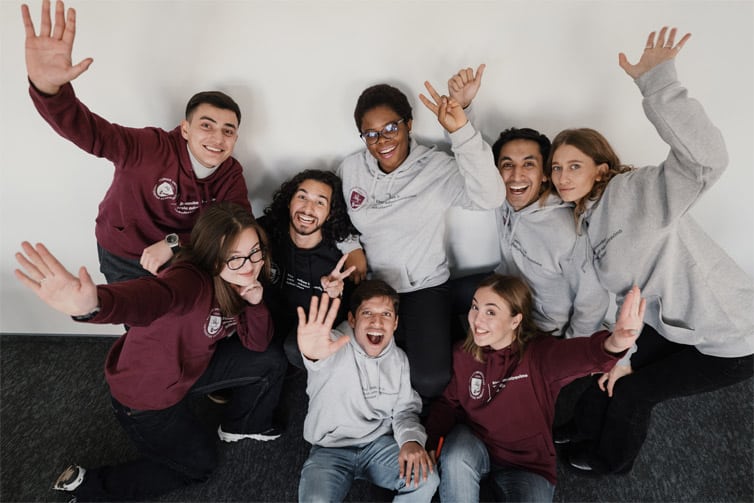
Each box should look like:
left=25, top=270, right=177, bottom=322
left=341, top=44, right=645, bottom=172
left=353, top=84, right=413, bottom=132
left=263, top=169, right=359, bottom=245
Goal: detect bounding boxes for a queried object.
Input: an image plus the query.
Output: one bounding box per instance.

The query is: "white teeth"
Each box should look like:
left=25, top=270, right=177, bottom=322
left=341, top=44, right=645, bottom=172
left=205, top=146, right=222, bottom=153
left=299, top=215, right=314, bottom=223
left=379, top=145, right=396, bottom=155
left=509, top=185, right=528, bottom=191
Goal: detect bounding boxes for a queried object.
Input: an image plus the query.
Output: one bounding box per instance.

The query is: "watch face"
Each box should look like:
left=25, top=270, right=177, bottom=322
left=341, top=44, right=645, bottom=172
left=166, top=234, right=179, bottom=246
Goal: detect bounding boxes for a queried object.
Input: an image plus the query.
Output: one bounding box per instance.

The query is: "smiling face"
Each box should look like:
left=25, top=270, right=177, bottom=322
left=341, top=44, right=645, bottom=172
left=497, top=139, right=548, bottom=211
left=550, top=144, right=607, bottom=204
left=219, top=227, right=264, bottom=288
left=468, top=286, right=522, bottom=351
left=360, top=105, right=412, bottom=174
left=288, top=178, right=332, bottom=246
left=348, top=295, right=399, bottom=357
left=181, top=103, right=239, bottom=168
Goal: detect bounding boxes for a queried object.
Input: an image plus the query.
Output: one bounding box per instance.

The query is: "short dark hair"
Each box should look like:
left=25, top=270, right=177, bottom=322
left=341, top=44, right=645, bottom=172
left=353, top=84, right=413, bottom=132
left=348, top=279, right=400, bottom=315
left=263, top=169, right=359, bottom=245
left=185, top=91, right=241, bottom=125
left=176, top=202, right=268, bottom=316
left=491, top=127, right=551, bottom=166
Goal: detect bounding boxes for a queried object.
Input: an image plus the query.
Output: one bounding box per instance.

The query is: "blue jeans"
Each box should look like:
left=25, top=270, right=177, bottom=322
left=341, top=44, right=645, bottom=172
left=299, top=434, right=439, bottom=502
left=73, top=335, right=287, bottom=501
left=439, top=425, right=555, bottom=503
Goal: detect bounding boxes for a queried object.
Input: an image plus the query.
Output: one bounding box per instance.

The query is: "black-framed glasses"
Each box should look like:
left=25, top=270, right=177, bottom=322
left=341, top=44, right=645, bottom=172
left=360, top=119, right=404, bottom=145
left=225, top=247, right=265, bottom=270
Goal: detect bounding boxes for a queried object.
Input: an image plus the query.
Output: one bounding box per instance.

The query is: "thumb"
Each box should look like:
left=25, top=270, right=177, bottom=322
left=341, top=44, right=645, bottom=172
left=69, top=58, right=93, bottom=81
left=331, top=335, right=350, bottom=354
left=618, top=53, right=632, bottom=75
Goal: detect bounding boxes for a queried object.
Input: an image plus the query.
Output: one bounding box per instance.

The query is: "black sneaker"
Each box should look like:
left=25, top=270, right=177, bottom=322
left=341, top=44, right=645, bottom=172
left=52, top=464, right=86, bottom=492
left=553, top=421, right=579, bottom=445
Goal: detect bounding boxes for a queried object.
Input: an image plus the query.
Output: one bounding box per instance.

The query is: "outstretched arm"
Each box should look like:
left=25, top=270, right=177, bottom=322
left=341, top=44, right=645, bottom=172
left=15, top=241, right=99, bottom=316
left=297, top=294, right=350, bottom=361
left=448, top=64, right=486, bottom=109
left=22, top=0, right=93, bottom=95
left=619, top=26, right=690, bottom=80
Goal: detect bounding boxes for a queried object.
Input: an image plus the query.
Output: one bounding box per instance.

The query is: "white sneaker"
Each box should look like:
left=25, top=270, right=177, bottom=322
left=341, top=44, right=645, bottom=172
left=217, top=425, right=282, bottom=442
left=52, top=464, right=86, bottom=492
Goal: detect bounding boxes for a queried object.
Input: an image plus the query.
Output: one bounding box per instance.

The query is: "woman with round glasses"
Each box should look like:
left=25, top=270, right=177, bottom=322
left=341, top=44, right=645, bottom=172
left=14, top=202, right=287, bottom=501
left=337, top=66, right=505, bottom=404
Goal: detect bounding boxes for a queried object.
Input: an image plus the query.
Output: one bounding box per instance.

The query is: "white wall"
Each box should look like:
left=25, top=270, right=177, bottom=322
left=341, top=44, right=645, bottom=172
left=1, top=0, right=752, bottom=335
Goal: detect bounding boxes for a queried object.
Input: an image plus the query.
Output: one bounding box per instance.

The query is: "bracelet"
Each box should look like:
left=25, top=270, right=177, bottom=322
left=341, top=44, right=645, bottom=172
left=71, top=306, right=101, bottom=322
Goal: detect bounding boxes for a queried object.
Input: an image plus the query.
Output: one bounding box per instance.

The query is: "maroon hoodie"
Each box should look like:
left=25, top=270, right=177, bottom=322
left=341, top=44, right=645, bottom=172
left=29, top=83, right=251, bottom=259
left=425, top=332, right=621, bottom=484
left=85, top=262, right=272, bottom=411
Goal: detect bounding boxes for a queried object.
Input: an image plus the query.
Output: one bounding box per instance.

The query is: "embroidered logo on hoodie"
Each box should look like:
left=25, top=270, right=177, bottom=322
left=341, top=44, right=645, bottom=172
left=349, top=187, right=368, bottom=211
left=469, top=370, right=485, bottom=399
left=205, top=308, right=224, bottom=338
left=153, top=178, right=178, bottom=200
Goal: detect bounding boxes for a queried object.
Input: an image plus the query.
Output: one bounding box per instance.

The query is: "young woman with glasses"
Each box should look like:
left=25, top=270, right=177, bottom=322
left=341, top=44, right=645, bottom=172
left=14, top=202, right=287, bottom=501
left=336, top=66, right=505, bottom=406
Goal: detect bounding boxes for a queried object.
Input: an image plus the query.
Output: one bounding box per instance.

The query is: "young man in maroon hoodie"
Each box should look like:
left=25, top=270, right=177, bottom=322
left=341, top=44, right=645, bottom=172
left=22, top=0, right=252, bottom=284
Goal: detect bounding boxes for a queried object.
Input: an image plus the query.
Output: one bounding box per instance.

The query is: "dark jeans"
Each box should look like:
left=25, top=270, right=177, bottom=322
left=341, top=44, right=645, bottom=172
left=570, top=325, right=753, bottom=473
left=74, top=336, right=287, bottom=501
left=395, top=282, right=453, bottom=401
left=97, top=244, right=151, bottom=284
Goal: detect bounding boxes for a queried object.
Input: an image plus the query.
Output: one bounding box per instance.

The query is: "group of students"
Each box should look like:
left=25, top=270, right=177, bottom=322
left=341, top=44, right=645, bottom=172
left=14, top=0, right=754, bottom=502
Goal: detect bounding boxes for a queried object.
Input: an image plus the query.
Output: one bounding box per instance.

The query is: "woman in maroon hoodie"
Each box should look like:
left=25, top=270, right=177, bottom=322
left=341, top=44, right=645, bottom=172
left=424, top=274, right=644, bottom=502
left=14, top=202, right=287, bottom=502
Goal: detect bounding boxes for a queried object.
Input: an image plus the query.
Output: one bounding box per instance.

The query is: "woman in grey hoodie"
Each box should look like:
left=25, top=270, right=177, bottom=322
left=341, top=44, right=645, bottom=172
left=337, top=68, right=505, bottom=403
left=547, top=27, right=754, bottom=474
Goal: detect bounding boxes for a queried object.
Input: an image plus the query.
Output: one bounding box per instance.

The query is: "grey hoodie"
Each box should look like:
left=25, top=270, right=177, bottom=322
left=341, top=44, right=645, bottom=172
left=302, top=322, right=426, bottom=448
left=578, top=60, right=753, bottom=358
left=338, top=122, right=505, bottom=293
left=494, top=194, right=608, bottom=338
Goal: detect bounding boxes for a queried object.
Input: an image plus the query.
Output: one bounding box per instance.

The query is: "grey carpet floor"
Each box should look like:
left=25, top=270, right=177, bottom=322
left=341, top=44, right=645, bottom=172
left=1, top=334, right=752, bottom=502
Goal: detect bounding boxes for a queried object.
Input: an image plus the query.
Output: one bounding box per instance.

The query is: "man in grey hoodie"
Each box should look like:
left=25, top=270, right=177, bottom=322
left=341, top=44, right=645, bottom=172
left=296, top=281, right=438, bottom=502
left=451, top=126, right=609, bottom=339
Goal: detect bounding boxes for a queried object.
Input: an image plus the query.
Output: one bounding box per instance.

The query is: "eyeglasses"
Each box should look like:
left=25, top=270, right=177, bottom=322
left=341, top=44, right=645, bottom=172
left=360, top=119, right=404, bottom=145
left=225, top=247, right=265, bottom=270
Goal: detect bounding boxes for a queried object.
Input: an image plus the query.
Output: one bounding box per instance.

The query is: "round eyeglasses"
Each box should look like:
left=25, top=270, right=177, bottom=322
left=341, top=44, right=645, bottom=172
left=225, top=247, right=265, bottom=270
left=360, top=119, right=404, bottom=145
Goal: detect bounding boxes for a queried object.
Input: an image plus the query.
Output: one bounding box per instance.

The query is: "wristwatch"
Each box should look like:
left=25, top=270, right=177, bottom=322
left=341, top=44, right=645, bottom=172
left=165, top=233, right=180, bottom=252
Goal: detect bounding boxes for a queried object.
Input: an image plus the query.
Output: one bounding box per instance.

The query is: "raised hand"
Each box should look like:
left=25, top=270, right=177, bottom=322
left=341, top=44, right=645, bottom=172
left=448, top=64, right=486, bottom=109
left=320, top=253, right=356, bottom=298
left=297, top=294, right=350, bottom=362
left=419, top=81, right=468, bottom=134
left=22, top=0, right=93, bottom=95
left=604, top=285, right=646, bottom=354
left=14, top=241, right=99, bottom=316
left=619, top=26, right=691, bottom=80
